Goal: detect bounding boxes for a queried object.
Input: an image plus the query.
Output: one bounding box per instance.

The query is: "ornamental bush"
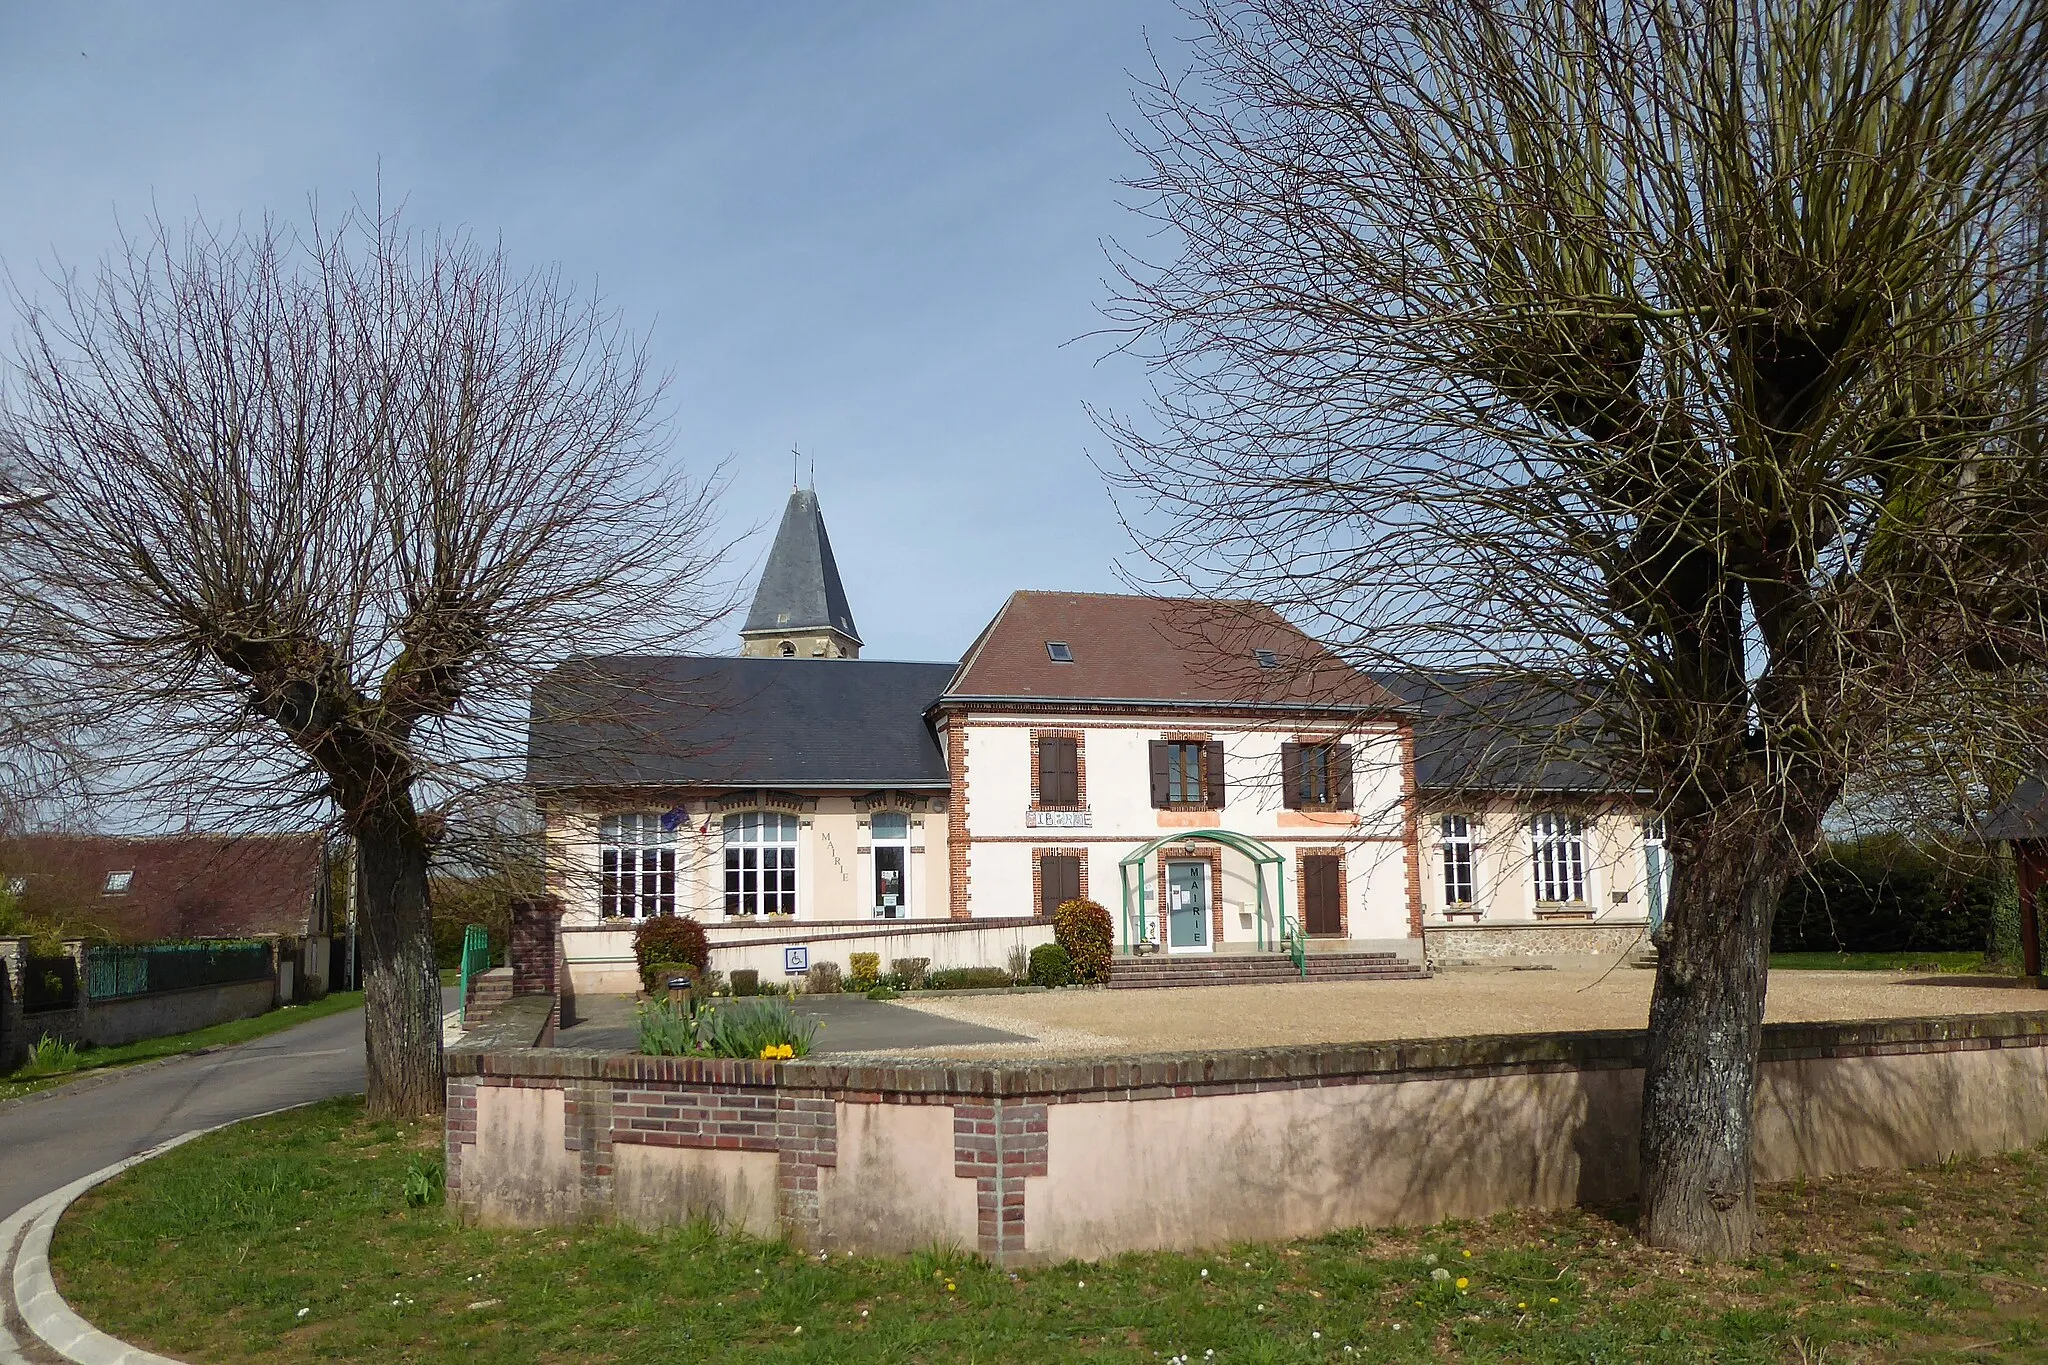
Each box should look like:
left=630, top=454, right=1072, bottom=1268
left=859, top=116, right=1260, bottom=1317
left=1053, top=899, right=1114, bottom=984
left=889, top=956, right=930, bottom=989
left=922, top=966, right=1014, bottom=991
left=1028, top=942, right=1075, bottom=988
left=848, top=952, right=881, bottom=990
left=633, top=916, right=710, bottom=978
left=730, top=968, right=761, bottom=996
left=805, top=961, right=844, bottom=994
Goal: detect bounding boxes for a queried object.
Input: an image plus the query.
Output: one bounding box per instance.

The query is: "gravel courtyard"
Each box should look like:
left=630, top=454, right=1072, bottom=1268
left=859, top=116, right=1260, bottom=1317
left=889, top=965, right=2046, bottom=1058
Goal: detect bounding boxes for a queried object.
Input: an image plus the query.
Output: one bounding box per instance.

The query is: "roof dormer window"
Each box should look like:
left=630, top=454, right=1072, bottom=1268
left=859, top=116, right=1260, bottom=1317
left=1046, top=641, right=1074, bottom=663
left=1254, top=649, right=1279, bottom=669
left=103, top=870, right=133, bottom=895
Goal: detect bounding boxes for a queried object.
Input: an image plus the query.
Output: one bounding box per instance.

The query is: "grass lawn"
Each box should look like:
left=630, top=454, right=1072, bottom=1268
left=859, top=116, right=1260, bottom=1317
left=0, top=992, right=363, bottom=1103
left=52, top=1097, right=2048, bottom=1363
left=1770, top=951, right=1994, bottom=974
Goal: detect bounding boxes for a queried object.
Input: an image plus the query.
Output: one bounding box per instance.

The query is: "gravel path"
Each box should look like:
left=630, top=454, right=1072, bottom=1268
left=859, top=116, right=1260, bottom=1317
left=888, top=966, right=2046, bottom=1058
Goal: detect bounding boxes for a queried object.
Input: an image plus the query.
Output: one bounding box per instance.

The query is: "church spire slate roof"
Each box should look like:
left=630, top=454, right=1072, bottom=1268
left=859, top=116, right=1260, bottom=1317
left=741, top=488, right=861, bottom=646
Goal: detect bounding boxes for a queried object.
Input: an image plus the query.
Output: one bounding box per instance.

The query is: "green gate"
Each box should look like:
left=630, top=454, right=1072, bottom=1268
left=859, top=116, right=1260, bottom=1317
left=457, top=924, right=491, bottom=1023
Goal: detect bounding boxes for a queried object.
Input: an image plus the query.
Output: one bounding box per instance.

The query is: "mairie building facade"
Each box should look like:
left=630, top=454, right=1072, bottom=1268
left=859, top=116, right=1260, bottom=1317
left=529, top=488, right=1669, bottom=994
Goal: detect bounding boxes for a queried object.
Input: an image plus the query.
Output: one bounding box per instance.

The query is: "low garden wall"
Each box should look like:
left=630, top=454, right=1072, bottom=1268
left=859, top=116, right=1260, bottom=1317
left=1425, top=922, right=1649, bottom=961
left=562, top=918, right=1054, bottom=995
left=446, top=999, right=2048, bottom=1265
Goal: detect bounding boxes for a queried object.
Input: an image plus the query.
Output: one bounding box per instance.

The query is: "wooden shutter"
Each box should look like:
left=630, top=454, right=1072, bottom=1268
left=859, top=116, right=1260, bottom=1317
left=1149, top=741, right=1170, bottom=808
left=1040, top=855, right=1081, bottom=918
left=1280, top=742, right=1302, bottom=809
left=1039, top=738, right=1077, bottom=806
left=1204, top=740, right=1225, bottom=809
left=1333, top=744, right=1355, bottom=809
left=1303, top=855, right=1342, bottom=935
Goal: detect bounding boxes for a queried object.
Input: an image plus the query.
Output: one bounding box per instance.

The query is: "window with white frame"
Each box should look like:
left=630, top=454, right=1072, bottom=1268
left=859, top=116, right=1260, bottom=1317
left=724, top=812, right=799, bottom=916
left=1529, top=814, right=1587, bottom=904
left=599, top=813, right=675, bottom=918
left=1439, top=815, right=1475, bottom=907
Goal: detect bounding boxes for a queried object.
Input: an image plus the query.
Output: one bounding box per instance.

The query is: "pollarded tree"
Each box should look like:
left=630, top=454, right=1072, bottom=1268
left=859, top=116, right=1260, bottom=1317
left=3, top=210, right=728, bottom=1117
left=1104, top=0, right=2048, bottom=1254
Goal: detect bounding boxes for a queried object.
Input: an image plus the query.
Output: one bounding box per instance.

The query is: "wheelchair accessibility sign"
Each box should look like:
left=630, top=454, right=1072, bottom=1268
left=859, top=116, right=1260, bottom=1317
left=784, top=945, right=810, bottom=976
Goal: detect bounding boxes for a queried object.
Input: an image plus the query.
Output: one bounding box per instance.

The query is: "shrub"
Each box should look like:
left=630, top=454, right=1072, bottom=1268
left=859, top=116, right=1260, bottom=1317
left=633, top=916, right=710, bottom=979
left=1054, top=899, right=1114, bottom=984
left=923, top=966, right=1015, bottom=991
left=730, top=968, right=761, bottom=997
left=805, top=961, right=844, bottom=994
left=889, top=956, right=929, bottom=989
left=1006, top=943, right=1030, bottom=982
left=1029, top=942, right=1075, bottom=987
left=865, top=985, right=900, bottom=1001
left=1772, top=837, right=2000, bottom=954
left=848, top=952, right=881, bottom=990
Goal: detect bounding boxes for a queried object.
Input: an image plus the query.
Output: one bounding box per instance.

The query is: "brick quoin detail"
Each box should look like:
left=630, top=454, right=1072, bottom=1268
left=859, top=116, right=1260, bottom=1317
left=946, top=723, right=972, bottom=919
left=954, top=1100, right=1049, bottom=1259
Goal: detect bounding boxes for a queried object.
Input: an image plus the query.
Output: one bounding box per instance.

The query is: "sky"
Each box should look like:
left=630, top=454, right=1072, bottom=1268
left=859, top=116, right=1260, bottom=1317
left=0, top=2, right=1188, bottom=664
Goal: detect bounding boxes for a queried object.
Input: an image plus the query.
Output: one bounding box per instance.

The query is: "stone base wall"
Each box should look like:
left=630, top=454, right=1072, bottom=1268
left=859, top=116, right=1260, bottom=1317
left=1425, top=922, right=1651, bottom=961
left=447, top=1002, right=2048, bottom=1265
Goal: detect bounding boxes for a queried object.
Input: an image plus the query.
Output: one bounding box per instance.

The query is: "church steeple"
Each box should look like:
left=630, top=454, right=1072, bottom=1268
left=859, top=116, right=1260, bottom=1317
left=739, top=487, right=862, bottom=659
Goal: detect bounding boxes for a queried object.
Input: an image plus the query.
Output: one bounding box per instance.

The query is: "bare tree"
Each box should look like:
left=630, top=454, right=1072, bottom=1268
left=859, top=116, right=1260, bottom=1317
left=1104, top=0, right=2048, bottom=1254
left=2, top=209, right=729, bottom=1116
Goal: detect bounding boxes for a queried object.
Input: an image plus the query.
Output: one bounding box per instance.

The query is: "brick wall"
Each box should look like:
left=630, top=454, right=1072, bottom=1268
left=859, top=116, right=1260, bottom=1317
left=446, top=1002, right=2048, bottom=1265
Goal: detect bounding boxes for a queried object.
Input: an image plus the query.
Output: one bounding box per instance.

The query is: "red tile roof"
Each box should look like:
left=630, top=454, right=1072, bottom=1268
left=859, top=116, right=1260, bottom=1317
left=0, top=833, right=328, bottom=942
left=943, top=592, right=1402, bottom=712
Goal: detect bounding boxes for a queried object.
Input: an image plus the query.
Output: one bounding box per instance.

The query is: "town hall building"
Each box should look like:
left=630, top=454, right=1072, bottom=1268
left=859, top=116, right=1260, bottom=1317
left=529, top=487, right=1666, bottom=993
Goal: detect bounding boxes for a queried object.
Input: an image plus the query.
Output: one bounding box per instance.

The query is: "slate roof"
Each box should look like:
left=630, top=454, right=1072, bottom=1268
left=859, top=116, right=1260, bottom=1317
left=0, top=833, right=328, bottom=941
left=943, top=592, right=1402, bottom=712
left=529, top=656, right=954, bottom=790
left=1981, top=773, right=2048, bottom=841
left=740, top=490, right=861, bottom=644
left=1374, top=671, right=1632, bottom=795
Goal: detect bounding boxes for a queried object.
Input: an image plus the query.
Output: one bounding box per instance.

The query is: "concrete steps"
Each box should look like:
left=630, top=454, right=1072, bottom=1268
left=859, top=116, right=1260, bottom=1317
left=464, top=966, right=513, bottom=1024
left=1108, top=951, right=1427, bottom=990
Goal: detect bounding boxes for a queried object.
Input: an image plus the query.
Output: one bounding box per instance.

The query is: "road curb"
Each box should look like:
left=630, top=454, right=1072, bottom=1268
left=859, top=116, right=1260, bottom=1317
left=0, top=1053, right=208, bottom=1116
left=6, top=1102, right=328, bottom=1365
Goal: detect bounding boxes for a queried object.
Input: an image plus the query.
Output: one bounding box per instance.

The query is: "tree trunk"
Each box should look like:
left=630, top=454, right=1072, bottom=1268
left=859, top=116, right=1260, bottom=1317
left=356, top=801, right=445, bottom=1119
left=1637, top=809, right=1809, bottom=1256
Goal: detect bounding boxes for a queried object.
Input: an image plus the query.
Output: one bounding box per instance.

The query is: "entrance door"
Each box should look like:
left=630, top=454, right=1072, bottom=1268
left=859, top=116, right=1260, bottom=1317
left=1166, top=860, right=1211, bottom=952
left=1303, top=854, right=1343, bottom=937
left=872, top=812, right=910, bottom=918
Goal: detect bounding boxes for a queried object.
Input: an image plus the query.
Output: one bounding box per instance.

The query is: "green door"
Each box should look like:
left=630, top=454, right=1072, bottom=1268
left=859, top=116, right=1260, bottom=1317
left=1167, top=861, right=1210, bottom=952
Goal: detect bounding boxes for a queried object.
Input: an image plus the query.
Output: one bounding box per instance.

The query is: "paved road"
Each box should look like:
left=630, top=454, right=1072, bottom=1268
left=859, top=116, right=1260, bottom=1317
left=0, top=1002, right=386, bottom=1221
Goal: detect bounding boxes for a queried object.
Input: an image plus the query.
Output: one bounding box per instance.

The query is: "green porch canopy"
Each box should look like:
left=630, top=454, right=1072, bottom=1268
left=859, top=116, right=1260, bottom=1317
left=1115, top=830, right=1299, bottom=964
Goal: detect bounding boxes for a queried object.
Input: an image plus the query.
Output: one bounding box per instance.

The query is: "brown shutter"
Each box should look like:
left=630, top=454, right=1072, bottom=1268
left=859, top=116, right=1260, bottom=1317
left=1040, top=738, right=1078, bottom=806
left=1149, top=741, right=1170, bottom=808
left=1280, top=742, right=1302, bottom=809
left=1333, top=744, right=1355, bottom=809
left=1040, top=855, right=1081, bottom=917
left=1204, top=740, right=1225, bottom=809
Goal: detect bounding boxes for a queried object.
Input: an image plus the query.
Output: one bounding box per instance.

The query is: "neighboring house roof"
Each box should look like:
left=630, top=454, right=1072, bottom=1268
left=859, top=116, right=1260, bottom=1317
left=1981, top=773, right=2048, bottom=842
left=1375, top=671, right=1631, bottom=796
left=942, top=591, right=1401, bottom=712
left=0, top=833, right=327, bottom=941
left=529, top=656, right=955, bottom=791
left=740, top=489, right=861, bottom=644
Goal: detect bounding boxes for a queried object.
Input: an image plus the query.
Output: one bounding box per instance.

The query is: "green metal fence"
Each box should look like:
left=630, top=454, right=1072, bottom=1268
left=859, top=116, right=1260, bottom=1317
left=85, top=941, right=271, bottom=1002
left=458, top=924, right=490, bottom=1023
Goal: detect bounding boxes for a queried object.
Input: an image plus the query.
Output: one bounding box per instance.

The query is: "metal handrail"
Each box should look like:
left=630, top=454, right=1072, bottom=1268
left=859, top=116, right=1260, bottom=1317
left=1278, top=912, right=1308, bottom=978
left=457, top=924, right=490, bottom=1023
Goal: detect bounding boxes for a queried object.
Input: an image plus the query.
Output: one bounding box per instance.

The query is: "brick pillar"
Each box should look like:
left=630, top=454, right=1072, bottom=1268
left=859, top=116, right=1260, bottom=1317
left=0, top=938, right=24, bottom=1071
left=509, top=896, right=564, bottom=1040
